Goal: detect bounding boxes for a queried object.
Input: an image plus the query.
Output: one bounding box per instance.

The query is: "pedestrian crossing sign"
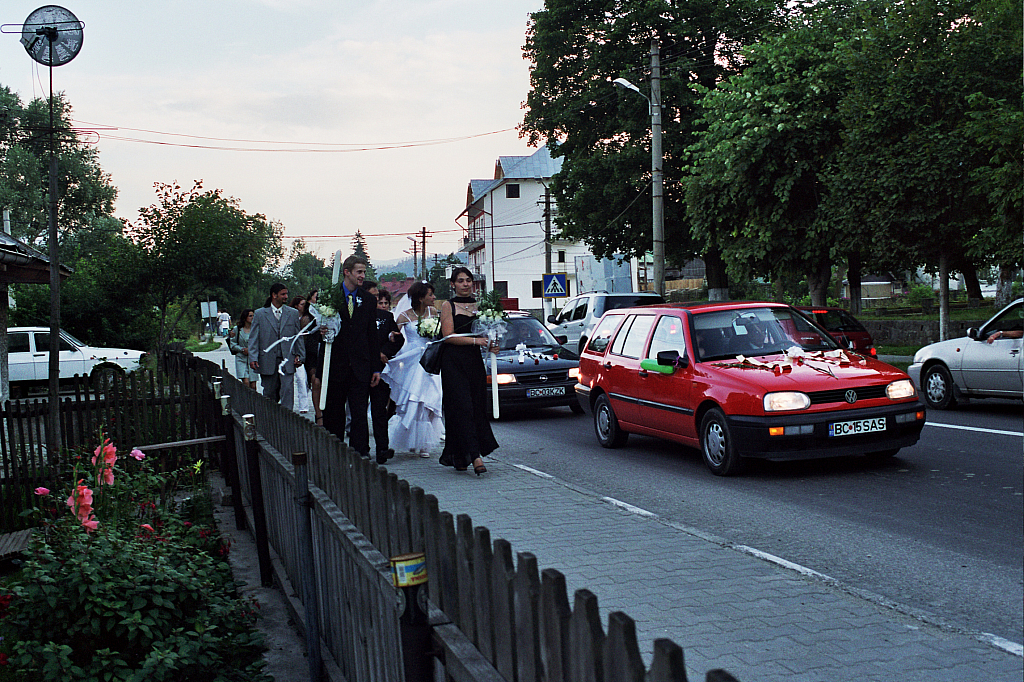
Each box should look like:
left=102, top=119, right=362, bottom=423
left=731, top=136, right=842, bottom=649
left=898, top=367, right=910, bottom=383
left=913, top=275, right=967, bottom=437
left=542, top=273, right=567, bottom=298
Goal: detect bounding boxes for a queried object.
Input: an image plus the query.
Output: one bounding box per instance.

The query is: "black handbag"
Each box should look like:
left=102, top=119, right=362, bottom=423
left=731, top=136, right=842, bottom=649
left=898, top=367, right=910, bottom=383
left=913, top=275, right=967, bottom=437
left=419, top=339, right=445, bottom=375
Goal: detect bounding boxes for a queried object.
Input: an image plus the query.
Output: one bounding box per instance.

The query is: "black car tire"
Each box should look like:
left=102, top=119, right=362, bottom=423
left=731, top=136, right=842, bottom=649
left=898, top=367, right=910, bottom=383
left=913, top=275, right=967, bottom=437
left=569, top=399, right=585, bottom=415
left=91, top=363, right=125, bottom=388
left=921, top=363, right=957, bottom=410
left=700, top=408, right=743, bottom=476
left=594, top=393, right=628, bottom=448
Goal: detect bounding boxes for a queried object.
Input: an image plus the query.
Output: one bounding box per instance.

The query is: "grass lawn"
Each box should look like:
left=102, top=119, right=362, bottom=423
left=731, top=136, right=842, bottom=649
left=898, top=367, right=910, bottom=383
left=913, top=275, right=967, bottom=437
left=876, top=345, right=923, bottom=357
left=185, top=338, right=222, bottom=352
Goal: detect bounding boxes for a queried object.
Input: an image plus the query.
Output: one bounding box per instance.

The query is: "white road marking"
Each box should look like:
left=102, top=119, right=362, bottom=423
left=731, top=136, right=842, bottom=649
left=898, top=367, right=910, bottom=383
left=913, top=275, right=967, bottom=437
left=926, top=422, right=1022, bottom=438
left=602, top=496, right=658, bottom=518
left=514, top=464, right=553, bottom=479
left=977, top=632, right=1024, bottom=657
left=735, top=545, right=833, bottom=581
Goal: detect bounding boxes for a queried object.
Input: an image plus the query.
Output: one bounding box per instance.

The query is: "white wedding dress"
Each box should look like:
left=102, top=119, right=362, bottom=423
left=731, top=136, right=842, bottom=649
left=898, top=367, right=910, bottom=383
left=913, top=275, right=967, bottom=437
left=381, top=314, right=444, bottom=454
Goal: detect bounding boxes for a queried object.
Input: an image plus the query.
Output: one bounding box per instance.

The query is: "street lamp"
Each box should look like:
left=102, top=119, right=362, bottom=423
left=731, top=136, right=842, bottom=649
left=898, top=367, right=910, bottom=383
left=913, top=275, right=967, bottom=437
left=612, top=47, right=664, bottom=297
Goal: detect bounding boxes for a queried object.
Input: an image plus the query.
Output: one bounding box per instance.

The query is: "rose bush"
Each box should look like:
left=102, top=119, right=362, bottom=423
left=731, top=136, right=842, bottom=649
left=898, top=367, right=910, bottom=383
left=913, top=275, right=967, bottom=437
left=0, top=434, right=268, bottom=682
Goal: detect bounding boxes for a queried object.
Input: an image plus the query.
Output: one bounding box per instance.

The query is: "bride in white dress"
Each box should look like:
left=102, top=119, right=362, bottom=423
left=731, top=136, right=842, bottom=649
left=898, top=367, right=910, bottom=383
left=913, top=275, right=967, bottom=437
left=381, top=281, right=444, bottom=456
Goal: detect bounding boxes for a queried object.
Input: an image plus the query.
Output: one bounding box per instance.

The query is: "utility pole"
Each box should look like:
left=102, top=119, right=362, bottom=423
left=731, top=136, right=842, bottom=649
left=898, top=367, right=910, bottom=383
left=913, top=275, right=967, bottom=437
left=543, top=186, right=553, bottom=317
left=650, top=38, right=665, bottom=297
left=420, top=226, right=428, bottom=281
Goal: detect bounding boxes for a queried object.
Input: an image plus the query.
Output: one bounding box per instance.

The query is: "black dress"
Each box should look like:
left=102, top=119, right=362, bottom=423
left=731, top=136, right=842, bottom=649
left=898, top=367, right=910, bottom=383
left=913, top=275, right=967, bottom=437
left=440, top=298, right=499, bottom=469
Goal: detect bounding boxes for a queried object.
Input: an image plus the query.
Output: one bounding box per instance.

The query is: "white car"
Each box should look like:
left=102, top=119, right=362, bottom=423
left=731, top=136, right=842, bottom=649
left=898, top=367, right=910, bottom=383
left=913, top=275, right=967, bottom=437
left=7, top=327, right=147, bottom=387
left=908, top=298, right=1023, bottom=409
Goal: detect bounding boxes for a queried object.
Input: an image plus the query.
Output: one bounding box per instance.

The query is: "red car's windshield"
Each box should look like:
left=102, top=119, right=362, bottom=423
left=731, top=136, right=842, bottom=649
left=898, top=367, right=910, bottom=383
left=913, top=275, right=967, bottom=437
left=692, top=307, right=839, bottom=361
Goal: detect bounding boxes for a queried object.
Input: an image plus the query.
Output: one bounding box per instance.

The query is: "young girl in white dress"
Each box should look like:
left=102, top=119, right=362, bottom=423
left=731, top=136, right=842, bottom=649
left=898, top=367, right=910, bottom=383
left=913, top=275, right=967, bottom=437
left=380, top=282, right=444, bottom=456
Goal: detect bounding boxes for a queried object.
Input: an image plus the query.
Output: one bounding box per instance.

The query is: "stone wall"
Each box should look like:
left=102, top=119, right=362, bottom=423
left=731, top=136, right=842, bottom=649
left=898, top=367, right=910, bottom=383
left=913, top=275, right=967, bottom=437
left=861, top=319, right=988, bottom=346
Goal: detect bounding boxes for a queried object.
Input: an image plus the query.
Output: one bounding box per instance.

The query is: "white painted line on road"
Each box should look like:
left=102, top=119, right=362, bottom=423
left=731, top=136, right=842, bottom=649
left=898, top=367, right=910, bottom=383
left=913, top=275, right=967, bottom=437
left=977, top=632, right=1024, bottom=657
left=735, top=545, right=834, bottom=582
left=601, top=496, right=658, bottom=518
left=513, top=464, right=554, bottom=479
left=927, top=422, right=1023, bottom=438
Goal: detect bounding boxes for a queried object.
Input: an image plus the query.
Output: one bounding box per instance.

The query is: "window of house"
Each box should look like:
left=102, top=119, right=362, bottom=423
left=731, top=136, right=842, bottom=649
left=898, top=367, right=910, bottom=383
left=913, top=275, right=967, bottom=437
left=505, top=184, right=520, bottom=199
left=557, top=250, right=566, bottom=263
left=532, top=281, right=543, bottom=298
left=494, top=281, right=509, bottom=298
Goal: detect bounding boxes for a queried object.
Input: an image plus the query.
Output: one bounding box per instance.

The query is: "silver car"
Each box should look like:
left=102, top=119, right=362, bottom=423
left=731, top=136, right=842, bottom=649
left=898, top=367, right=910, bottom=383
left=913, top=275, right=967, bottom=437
left=908, top=298, right=1023, bottom=409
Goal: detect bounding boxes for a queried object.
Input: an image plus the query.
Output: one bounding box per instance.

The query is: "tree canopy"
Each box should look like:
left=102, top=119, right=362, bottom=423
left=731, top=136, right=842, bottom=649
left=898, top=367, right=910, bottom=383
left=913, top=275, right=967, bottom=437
left=521, top=0, right=789, bottom=295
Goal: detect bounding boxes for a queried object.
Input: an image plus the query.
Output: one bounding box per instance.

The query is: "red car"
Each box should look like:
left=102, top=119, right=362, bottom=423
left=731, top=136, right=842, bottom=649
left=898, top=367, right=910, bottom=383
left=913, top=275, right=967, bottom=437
left=575, top=302, right=925, bottom=475
left=796, top=306, right=876, bottom=356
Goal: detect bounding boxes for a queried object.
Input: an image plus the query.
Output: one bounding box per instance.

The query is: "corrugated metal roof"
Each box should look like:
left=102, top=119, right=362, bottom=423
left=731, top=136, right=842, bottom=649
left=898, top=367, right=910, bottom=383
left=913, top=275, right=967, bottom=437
left=465, top=146, right=562, bottom=207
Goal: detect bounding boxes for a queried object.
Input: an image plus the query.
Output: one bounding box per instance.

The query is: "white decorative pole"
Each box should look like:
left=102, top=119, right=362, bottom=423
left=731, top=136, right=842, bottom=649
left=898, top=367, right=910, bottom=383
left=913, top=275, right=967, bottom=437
left=318, top=250, right=343, bottom=411
left=490, top=330, right=499, bottom=419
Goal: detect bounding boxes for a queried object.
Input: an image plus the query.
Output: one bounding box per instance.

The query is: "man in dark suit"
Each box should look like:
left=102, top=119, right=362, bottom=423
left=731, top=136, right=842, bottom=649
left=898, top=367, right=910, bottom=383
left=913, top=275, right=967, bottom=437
left=248, top=282, right=305, bottom=409
left=322, top=255, right=381, bottom=458
left=362, top=282, right=404, bottom=464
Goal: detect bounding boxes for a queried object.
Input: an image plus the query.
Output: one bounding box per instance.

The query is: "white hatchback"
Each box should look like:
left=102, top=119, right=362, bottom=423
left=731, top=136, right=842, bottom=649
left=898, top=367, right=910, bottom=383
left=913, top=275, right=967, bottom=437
left=7, top=327, right=147, bottom=386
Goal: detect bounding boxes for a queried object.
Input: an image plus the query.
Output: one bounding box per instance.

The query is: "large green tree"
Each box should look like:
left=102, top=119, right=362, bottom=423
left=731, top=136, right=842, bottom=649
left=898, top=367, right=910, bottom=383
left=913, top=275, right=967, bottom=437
left=127, top=181, right=282, bottom=351
left=0, top=86, right=117, bottom=246
left=520, top=0, right=788, bottom=298
left=824, top=0, right=1021, bottom=322
left=684, top=3, right=852, bottom=306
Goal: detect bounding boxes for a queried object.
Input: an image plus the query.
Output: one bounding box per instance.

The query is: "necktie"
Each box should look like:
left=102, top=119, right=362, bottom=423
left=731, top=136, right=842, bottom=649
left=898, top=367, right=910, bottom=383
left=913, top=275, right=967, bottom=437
left=274, top=306, right=282, bottom=321
left=348, top=294, right=355, bottom=317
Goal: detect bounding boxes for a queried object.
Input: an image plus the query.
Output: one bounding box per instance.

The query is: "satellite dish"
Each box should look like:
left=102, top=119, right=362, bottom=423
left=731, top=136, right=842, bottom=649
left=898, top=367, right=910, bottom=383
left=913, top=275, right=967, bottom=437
left=20, top=5, right=83, bottom=66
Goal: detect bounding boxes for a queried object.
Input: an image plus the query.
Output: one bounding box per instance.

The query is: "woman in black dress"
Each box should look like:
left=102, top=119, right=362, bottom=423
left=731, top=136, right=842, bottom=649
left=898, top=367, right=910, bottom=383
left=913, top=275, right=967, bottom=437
left=439, top=267, right=499, bottom=474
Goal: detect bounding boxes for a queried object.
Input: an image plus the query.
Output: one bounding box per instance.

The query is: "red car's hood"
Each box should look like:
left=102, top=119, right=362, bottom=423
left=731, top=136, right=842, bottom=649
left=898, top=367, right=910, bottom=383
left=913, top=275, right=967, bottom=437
left=706, top=350, right=907, bottom=391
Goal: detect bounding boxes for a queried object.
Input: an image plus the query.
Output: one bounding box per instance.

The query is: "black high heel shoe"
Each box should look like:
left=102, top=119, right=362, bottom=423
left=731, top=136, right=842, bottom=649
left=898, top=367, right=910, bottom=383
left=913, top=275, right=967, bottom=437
left=473, top=459, right=487, bottom=476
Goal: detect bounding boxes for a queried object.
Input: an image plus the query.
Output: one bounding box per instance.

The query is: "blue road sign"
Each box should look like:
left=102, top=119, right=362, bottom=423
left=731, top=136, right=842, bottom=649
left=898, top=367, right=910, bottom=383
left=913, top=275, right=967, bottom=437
left=542, top=273, right=567, bottom=298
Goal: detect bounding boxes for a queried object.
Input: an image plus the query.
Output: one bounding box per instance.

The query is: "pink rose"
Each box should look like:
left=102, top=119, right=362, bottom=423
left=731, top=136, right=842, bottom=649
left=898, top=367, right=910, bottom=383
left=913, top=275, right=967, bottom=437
left=34, top=487, right=50, bottom=496
left=129, top=448, right=145, bottom=461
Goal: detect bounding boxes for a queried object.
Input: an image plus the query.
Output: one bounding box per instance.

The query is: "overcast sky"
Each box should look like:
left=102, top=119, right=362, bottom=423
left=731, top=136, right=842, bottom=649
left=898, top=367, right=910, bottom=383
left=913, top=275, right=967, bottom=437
left=1, top=0, right=543, bottom=264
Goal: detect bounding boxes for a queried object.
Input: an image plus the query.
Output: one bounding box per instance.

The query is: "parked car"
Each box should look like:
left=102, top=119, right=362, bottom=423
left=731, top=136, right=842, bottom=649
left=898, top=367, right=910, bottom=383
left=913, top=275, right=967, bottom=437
left=7, top=327, right=147, bottom=390
left=796, top=306, right=876, bottom=356
left=486, top=312, right=583, bottom=414
left=547, top=291, right=665, bottom=354
left=908, top=298, right=1023, bottom=409
left=575, top=302, right=925, bottom=475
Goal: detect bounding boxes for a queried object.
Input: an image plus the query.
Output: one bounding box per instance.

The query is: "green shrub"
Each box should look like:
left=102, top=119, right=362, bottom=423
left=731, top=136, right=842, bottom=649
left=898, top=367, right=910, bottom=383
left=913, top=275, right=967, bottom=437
left=0, top=435, right=269, bottom=682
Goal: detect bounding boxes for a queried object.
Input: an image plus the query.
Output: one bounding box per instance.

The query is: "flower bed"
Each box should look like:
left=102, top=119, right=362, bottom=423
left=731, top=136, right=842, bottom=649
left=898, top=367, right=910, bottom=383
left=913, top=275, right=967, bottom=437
left=0, top=434, right=269, bottom=682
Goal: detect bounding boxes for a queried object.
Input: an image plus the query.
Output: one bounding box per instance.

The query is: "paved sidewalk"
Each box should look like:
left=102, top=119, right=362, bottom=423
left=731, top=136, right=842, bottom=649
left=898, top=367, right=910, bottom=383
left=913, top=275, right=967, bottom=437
left=382, top=450, right=1022, bottom=682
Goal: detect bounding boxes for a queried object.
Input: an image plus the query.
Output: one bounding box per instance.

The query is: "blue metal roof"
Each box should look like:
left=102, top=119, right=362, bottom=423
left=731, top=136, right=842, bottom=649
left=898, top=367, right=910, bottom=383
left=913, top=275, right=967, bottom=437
left=465, top=146, right=563, bottom=206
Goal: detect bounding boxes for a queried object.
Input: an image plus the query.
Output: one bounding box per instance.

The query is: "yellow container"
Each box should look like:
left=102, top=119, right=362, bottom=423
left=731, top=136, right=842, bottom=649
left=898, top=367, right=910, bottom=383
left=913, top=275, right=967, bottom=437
left=390, top=552, right=427, bottom=587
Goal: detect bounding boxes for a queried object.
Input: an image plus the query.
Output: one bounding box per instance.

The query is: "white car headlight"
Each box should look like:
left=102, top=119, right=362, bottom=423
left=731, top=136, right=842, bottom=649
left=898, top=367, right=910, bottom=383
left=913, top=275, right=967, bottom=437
left=886, top=379, right=916, bottom=400
left=763, top=392, right=811, bottom=412
left=568, top=367, right=580, bottom=379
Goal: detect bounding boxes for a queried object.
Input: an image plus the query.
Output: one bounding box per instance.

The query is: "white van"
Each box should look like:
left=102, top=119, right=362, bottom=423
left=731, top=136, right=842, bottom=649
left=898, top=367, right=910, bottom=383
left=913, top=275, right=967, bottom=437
left=547, top=292, right=665, bottom=354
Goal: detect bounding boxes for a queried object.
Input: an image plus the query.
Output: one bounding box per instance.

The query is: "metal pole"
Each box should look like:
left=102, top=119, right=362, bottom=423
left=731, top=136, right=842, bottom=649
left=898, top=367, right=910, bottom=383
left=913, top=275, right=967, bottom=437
left=421, top=226, right=427, bottom=282
left=292, top=452, right=323, bottom=681
left=45, top=36, right=62, bottom=455
left=650, top=38, right=665, bottom=298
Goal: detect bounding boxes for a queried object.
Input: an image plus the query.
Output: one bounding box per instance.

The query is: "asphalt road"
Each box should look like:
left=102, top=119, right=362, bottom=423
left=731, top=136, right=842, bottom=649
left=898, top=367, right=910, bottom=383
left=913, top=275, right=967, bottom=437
left=488, top=399, right=1024, bottom=645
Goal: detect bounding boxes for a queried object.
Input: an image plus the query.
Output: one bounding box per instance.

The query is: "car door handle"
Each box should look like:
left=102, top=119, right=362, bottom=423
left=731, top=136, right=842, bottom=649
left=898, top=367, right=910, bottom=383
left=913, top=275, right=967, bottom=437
left=602, top=362, right=612, bottom=369
left=1011, top=349, right=1020, bottom=356
left=638, top=369, right=648, bottom=378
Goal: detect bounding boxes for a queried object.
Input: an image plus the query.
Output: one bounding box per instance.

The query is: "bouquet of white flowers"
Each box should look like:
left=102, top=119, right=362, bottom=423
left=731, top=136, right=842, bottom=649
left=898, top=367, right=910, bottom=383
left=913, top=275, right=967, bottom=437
left=471, top=290, right=508, bottom=341
left=417, top=316, right=441, bottom=339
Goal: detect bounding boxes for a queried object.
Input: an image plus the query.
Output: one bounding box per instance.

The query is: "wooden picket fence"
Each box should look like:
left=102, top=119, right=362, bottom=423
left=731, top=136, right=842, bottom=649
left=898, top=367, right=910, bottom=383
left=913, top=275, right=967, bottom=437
left=0, top=355, right=222, bottom=531
left=184, top=344, right=743, bottom=682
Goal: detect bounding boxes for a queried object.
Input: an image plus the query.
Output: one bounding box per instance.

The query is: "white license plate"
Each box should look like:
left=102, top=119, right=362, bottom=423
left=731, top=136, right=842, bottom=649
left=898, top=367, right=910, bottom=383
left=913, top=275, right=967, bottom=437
left=526, top=386, right=565, bottom=398
left=829, top=417, right=886, bottom=437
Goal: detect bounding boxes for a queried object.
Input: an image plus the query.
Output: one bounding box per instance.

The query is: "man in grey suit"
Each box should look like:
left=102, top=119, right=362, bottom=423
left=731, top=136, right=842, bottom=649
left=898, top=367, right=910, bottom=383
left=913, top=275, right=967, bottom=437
left=248, top=282, right=305, bottom=409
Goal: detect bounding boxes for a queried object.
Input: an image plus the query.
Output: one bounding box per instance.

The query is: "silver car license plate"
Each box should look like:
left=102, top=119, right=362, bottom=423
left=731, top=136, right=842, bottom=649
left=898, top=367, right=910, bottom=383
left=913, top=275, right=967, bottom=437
left=829, top=417, right=886, bottom=437
left=526, top=386, right=565, bottom=398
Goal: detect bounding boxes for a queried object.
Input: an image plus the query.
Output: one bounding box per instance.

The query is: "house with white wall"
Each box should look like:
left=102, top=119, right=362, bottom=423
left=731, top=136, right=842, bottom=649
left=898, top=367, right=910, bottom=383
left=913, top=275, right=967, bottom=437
left=457, top=146, right=597, bottom=317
